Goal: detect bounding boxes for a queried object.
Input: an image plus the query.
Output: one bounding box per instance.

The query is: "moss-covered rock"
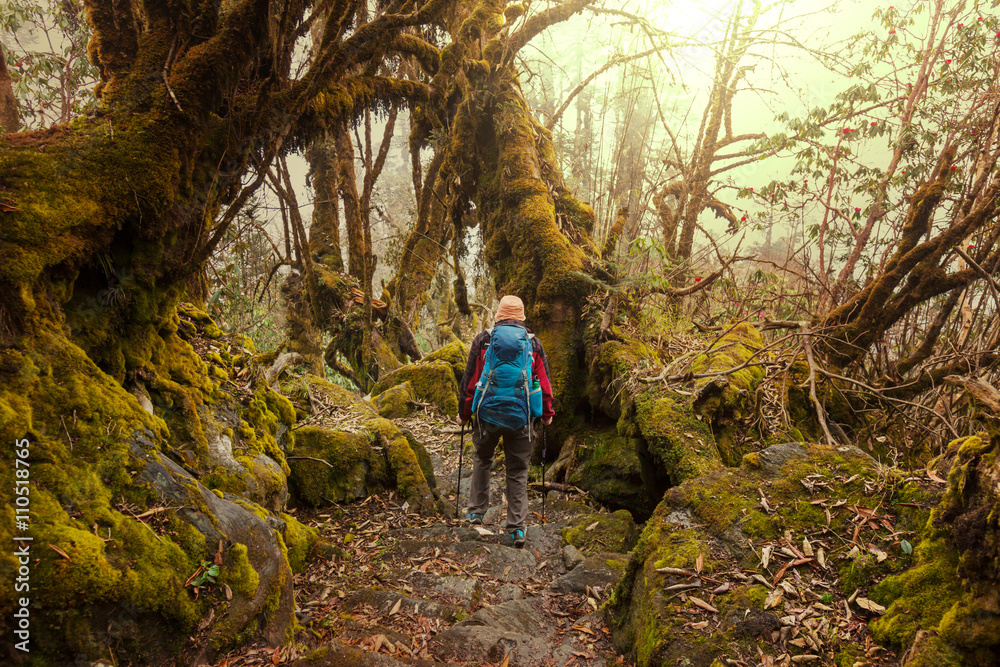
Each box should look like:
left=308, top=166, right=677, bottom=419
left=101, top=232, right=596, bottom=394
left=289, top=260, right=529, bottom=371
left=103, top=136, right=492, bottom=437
left=869, top=434, right=1000, bottom=666
left=565, top=428, right=654, bottom=519
left=562, top=510, right=638, bottom=554
left=588, top=339, right=659, bottom=420
left=691, top=322, right=764, bottom=466
left=371, top=381, right=416, bottom=419
left=608, top=441, right=931, bottom=666
left=620, top=390, right=722, bottom=498
left=287, top=426, right=381, bottom=506
left=422, top=340, right=470, bottom=385
left=371, top=359, right=460, bottom=417
left=364, top=417, right=436, bottom=511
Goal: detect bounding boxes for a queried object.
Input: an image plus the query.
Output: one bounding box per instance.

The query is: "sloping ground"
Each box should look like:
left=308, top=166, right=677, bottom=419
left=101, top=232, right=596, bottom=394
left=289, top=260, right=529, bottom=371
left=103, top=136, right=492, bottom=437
left=209, top=431, right=636, bottom=667
left=608, top=441, right=945, bottom=666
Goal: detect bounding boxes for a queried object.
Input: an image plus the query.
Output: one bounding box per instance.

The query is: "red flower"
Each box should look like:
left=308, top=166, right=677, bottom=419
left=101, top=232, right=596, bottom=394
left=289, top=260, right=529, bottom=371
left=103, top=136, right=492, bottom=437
left=945, top=59, right=952, bottom=64
left=695, top=277, right=702, bottom=282
left=749, top=187, right=754, bottom=191
left=889, top=29, right=896, bottom=34
left=871, top=121, right=877, bottom=126
left=741, top=216, right=747, bottom=222
left=951, top=166, right=957, bottom=171
left=968, top=244, right=975, bottom=249
left=855, top=207, right=861, bottom=212
left=958, top=24, right=963, bottom=28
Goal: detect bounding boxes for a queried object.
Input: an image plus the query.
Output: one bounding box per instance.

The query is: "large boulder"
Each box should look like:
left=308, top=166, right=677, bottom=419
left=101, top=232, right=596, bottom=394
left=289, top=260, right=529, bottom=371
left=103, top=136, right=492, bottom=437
left=372, top=359, right=460, bottom=417
left=869, top=434, right=1000, bottom=666
left=283, top=375, right=437, bottom=511
left=564, top=428, right=653, bottom=519
left=608, top=441, right=935, bottom=666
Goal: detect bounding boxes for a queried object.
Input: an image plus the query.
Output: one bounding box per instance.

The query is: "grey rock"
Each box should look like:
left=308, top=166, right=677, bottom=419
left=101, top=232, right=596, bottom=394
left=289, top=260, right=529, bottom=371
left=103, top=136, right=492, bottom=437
left=460, top=598, right=541, bottom=634
left=131, top=440, right=294, bottom=652
left=391, top=540, right=536, bottom=579
left=342, top=589, right=461, bottom=622
left=404, top=571, right=480, bottom=603
left=498, top=583, right=523, bottom=601
left=563, top=544, right=584, bottom=570
left=550, top=556, right=623, bottom=594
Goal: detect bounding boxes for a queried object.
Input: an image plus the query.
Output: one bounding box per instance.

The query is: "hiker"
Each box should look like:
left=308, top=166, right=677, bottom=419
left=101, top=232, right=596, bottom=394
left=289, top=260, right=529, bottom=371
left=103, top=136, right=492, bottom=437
left=458, top=295, right=555, bottom=548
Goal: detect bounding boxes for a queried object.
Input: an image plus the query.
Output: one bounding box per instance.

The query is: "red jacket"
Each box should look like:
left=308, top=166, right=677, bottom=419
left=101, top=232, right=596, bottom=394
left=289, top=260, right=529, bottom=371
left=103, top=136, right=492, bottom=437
left=458, top=320, right=555, bottom=422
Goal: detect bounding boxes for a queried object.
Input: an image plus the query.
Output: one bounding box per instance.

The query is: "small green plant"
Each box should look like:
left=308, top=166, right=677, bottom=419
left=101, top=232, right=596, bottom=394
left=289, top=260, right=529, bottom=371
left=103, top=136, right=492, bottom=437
left=821, top=592, right=834, bottom=604
left=187, top=561, right=221, bottom=589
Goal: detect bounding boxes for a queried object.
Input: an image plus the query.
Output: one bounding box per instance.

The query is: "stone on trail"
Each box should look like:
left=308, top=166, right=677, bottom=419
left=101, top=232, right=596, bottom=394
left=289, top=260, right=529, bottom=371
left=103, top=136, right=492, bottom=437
left=550, top=555, right=625, bottom=594
left=562, top=544, right=584, bottom=570
left=341, top=590, right=462, bottom=623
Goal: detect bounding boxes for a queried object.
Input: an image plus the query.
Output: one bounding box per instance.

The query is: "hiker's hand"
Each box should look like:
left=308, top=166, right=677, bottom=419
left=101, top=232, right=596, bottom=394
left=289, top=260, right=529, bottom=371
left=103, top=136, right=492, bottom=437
left=458, top=417, right=469, bottom=426
left=542, top=416, right=553, bottom=426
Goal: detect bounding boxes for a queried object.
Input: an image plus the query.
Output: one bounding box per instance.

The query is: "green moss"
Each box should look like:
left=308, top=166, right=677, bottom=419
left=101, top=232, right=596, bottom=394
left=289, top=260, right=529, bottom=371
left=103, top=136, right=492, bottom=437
left=217, top=543, right=260, bottom=599
left=587, top=339, right=658, bottom=420
left=566, top=428, right=651, bottom=518
left=422, top=340, right=469, bottom=384
left=691, top=322, right=765, bottom=466
left=371, top=359, right=459, bottom=417
left=870, top=538, right=962, bottom=649
left=372, top=381, right=416, bottom=419
left=280, top=513, right=321, bottom=574
left=364, top=417, right=434, bottom=510
left=562, top=510, right=638, bottom=554
left=287, top=426, right=374, bottom=506
left=626, top=392, right=721, bottom=488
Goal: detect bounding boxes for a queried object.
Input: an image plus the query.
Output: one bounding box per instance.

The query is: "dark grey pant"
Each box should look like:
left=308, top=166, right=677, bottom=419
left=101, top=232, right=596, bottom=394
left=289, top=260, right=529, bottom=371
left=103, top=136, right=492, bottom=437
left=467, top=423, right=533, bottom=532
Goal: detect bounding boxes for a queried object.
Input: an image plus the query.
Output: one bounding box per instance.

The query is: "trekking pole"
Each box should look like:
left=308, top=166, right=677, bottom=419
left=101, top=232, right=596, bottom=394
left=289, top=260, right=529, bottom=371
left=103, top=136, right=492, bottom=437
left=455, top=423, right=465, bottom=518
left=541, top=422, right=547, bottom=524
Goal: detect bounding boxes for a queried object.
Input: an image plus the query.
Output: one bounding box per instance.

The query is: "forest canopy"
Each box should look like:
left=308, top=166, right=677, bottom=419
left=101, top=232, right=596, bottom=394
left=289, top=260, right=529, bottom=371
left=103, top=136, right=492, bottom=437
left=1, top=0, right=999, bottom=665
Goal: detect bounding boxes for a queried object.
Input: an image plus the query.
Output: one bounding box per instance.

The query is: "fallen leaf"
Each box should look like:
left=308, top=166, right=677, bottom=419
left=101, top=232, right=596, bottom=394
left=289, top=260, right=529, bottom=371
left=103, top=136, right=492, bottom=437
left=816, top=548, right=826, bottom=569
left=389, top=598, right=402, bottom=615
left=802, top=537, right=814, bottom=557
left=198, top=608, right=215, bottom=631
left=765, top=587, right=784, bottom=610
left=712, top=582, right=730, bottom=595
left=215, top=540, right=224, bottom=566
left=762, top=545, right=773, bottom=570
left=696, top=553, right=704, bottom=574
left=48, top=544, right=72, bottom=561
left=927, top=469, right=947, bottom=484
left=224, top=584, right=233, bottom=601
left=689, top=596, right=718, bottom=613
left=586, top=522, right=599, bottom=532
left=855, top=597, right=886, bottom=614
left=688, top=620, right=710, bottom=630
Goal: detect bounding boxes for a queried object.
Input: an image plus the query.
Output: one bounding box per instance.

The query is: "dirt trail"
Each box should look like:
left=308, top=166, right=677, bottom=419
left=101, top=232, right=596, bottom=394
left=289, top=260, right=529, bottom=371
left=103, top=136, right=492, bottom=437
left=211, top=421, right=632, bottom=667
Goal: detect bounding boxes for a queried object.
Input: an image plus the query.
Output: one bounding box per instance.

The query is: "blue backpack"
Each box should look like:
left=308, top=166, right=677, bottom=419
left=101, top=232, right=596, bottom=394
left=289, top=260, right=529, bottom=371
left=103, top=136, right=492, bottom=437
left=472, top=325, right=543, bottom=430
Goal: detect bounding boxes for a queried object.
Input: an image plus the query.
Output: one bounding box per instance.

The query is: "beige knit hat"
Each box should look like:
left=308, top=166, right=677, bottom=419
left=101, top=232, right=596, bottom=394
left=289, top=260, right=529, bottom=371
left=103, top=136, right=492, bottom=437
left=495, top=295, right=526, bottom=322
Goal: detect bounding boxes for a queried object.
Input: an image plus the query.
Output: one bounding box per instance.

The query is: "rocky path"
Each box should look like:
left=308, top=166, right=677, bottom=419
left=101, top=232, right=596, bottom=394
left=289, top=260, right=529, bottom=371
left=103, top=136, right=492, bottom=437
left=211, top=423, right=633, bottom=667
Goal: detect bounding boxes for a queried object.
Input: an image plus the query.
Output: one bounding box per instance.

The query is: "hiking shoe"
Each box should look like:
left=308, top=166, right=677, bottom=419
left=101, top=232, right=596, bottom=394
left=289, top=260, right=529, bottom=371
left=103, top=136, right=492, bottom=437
left=466, top=513, right=484, bottom=525
left=510, top=529, right=526, bottom=548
